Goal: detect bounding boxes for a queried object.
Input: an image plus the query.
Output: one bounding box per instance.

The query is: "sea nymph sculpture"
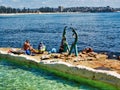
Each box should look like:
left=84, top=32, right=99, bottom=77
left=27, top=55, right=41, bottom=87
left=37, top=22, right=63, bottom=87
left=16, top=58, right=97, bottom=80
left=59, top=26, right=78, bottom=56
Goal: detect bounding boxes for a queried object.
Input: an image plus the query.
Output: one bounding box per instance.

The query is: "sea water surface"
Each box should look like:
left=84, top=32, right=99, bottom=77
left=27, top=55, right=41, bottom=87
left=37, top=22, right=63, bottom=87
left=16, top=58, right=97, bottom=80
left=0, top=13, right=120, bottom=53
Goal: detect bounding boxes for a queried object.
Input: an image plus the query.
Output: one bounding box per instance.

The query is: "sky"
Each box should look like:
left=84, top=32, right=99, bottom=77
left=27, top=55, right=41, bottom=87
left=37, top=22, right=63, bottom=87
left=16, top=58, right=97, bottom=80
left=0, top=0, right=120, bottom=8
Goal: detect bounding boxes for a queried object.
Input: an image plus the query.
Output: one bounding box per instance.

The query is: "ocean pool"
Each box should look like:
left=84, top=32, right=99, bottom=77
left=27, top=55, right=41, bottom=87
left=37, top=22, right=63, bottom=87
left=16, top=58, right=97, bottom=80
left=0, top=60, right=98, bottom=90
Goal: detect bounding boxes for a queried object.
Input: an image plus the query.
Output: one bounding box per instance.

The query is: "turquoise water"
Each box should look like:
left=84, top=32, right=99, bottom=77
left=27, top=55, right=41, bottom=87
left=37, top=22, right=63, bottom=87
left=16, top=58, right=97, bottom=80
left=0, top=60, right=98, bottom=90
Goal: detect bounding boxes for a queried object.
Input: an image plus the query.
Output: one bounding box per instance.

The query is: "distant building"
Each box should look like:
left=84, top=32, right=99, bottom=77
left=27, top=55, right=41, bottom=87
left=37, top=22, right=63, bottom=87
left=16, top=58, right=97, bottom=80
left=58, top=6, right=64, bottom=12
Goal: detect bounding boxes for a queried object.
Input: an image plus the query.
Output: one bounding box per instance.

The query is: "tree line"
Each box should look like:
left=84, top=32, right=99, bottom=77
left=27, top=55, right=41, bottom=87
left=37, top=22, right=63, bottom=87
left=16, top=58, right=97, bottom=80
left=0, top=6, right=120, bottom=13
left=0, top=6, right=57, bottom=13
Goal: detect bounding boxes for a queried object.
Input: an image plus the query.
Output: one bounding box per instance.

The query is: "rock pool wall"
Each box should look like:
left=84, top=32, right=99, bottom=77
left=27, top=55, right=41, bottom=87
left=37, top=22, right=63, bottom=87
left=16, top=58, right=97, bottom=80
left=0, top=50, right=120, bottom=90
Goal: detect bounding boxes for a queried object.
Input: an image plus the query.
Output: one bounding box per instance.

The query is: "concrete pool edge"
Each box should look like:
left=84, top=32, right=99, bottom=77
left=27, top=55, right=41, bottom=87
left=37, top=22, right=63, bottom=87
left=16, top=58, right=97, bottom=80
left=0, top=50, right=120, bottom=89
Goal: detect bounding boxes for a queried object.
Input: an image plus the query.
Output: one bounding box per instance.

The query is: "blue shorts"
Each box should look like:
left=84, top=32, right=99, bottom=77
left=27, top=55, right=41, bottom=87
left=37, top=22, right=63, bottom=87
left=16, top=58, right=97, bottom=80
left=25, top=50, right=31, bottom=55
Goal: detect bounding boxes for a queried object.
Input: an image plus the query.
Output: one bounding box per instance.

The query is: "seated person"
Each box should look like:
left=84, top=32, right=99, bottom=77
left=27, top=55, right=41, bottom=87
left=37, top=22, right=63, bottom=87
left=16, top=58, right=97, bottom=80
left=23, top=40, right=37, bottom=55
left=59, top=37, right=69, bottom=53
left=8, top=48, right=25, bottom=54
left=38, top=42, right=46, bottom=54
left=82, top=47, right=93, bottom=54
left=82, top=47, right=97, bottom=57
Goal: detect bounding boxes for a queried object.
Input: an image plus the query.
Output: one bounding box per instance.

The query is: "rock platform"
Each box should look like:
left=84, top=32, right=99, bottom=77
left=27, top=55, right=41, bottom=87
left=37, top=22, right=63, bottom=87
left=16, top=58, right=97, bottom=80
left=0, top=48, right=120, bottom=90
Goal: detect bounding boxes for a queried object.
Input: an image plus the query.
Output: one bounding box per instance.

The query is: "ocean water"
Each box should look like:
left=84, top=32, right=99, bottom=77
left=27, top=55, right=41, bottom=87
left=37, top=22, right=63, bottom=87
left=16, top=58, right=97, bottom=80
left=0, top=60, right=98, bottom=90
left=0, top=13, right=120, bottom=54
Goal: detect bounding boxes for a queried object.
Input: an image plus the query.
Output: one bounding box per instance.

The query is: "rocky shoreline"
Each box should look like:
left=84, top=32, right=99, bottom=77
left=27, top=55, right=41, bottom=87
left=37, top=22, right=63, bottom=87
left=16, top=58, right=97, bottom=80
left=0, top=48, right=120, bottom=89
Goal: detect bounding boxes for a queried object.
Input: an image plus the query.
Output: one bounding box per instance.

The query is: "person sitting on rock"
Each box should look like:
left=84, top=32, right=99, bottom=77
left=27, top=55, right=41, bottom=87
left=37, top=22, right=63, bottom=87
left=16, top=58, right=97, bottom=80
left=82, top=47, right=93, bottom=54
left=82, top=47, right=97, bottom=57
left=23, top=40, right=37, bottom=55
left=38, top=42, right=46, bottom=54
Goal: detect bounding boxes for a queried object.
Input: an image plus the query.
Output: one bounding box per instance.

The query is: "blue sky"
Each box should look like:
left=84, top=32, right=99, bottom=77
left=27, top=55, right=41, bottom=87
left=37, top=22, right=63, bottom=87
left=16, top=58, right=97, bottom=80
left=0, top=0, right=120, bottom=8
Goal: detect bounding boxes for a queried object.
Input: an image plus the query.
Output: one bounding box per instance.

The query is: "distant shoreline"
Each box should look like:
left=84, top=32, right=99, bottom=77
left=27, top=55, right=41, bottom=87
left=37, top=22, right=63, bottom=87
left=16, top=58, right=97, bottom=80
left=0, top=11, right=119, bottom=16
left=0, top=12, right=83, bottom=16
left=0, top=12, right=83, bottom=15
left=0, top=13, right=42, bottom=16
